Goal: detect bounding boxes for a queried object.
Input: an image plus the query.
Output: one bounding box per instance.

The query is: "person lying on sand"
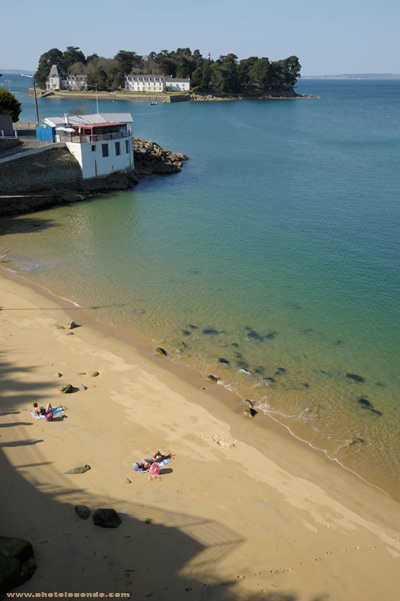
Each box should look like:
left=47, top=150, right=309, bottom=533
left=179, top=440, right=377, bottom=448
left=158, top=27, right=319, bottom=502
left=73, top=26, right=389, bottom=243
left=32, top=402, right=53, bottom=417
left=137, top=451, right=171, bottom=470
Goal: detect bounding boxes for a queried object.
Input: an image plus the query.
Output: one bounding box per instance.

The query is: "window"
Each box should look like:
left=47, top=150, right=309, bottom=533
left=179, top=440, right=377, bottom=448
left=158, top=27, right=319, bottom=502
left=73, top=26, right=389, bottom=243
left=125, top=140, right=130, bottom=153
left=102, top=143, right=109, bottom=157
left=115, top=142, right=120, bottom=156
left=91, top=145, right=96, bottom=152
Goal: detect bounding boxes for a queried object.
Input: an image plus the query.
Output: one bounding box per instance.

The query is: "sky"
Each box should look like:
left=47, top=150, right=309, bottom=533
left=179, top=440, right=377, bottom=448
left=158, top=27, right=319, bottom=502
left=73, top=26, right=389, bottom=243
left=1, top=0, right=399, bottom=75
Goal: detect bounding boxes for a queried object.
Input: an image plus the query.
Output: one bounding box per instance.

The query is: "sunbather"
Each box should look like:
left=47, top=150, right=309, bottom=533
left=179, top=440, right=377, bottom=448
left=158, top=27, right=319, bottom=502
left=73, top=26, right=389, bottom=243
left=32, top=402, right=53, bottom=417
left=137, top=451, right=171, bottom=470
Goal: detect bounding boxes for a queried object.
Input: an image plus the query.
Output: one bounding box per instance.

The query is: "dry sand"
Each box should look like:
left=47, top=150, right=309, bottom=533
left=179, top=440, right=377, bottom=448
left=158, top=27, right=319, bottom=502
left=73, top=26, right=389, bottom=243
left=1, top=269, right=399, bottom=600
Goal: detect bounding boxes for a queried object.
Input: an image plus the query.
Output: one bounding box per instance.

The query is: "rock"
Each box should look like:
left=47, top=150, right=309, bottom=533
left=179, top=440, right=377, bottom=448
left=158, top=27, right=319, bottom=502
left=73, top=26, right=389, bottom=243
left=245, top=399, right=254, bottom=408
left=92, top=508, right=122, bottom=529
left=69, top=320, right=78, bottom=329
left=60, top=383, right=74, bottom=393
left=236, top=360, right=249, bottom=369
left=262, top=377, right=276, bottom=385
left=358, top=398, right=382, bottom=416
left=79, top=384, right=87, bottom=391
left=246, top=329, right=264, bottom=341
left=346, top=373, right=365, bottom=383
left=276, top=367, right=286, bottom=374
left=155, top=347, right=167, bottom=356
left=55, top=372, right=62, bottom=378
left=238, top=368, right=252, bottom=376
left=74, top=505, right=91, bottom=520
left=66, top=332, right=74, bottom=335
left=90, top=371, right=99, bottom=377
left=265, top=331, right=278, bottom=340
left=244, top=407, right=258, bottom=418
left=181, top=330, right=191, bottom=336
left=348, top=437, right=366, bottom=446
left=0, top=535, right=35, bottom=596
left=203, top=328, right=219, bottom=335
left=55, top=324, right=64, bottom=329
left=126, top=478, right=132, bottom=484
left=207, top=374, right=220, bottom=383
left=217, top=358, right=230, bottom=365
left=65, top=464, right=91, bottom=474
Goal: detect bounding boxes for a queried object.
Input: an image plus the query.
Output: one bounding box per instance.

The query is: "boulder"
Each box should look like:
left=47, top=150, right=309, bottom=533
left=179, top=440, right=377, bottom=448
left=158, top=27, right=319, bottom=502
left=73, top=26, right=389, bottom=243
left=0, top=535, right=35, bottom=596
left=75, top=505, right=91, bottom=520
left=60, top=383, right=74, bottom=393
left=92, top=508, right=122, bottom=529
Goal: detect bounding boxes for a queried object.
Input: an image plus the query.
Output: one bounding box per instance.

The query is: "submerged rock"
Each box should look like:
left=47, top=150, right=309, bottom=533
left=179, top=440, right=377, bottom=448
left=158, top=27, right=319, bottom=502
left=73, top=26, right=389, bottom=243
left=203, top=328, right=219, bottom=335
left=346, top=373, right=365, bottom=383
left=217, top=358, right=230, bottom=365
left=358, top=398, right=382, bottom=416
left=155, top=347, right=167, bottom=356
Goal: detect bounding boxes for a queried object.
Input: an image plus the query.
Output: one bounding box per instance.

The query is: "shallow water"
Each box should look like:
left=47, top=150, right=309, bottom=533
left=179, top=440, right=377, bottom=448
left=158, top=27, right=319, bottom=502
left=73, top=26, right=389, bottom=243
left=1, top=78, right=399, bottom=499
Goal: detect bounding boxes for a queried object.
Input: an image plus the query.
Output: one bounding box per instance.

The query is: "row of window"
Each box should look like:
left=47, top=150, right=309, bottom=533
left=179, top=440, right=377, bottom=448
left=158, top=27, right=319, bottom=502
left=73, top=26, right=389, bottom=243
left=91, top=140, right=131, bottom=157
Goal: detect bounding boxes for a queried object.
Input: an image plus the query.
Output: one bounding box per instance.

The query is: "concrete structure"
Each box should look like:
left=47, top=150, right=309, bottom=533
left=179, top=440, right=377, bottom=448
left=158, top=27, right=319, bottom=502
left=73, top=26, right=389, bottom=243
left=36, top=113, right=134, bottom=179
left=46, top=65, right=88, bottom=91
left=125, top=75, right=190, bottom=93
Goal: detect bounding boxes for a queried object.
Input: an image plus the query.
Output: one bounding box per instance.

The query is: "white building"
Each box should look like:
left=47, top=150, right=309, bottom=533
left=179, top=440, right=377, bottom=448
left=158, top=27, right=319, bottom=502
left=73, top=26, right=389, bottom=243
left=46, top=65, right=88, bottom=91
left=125, top=74, right=190, bottom=93
left=36, top=113, right=134, bottom=179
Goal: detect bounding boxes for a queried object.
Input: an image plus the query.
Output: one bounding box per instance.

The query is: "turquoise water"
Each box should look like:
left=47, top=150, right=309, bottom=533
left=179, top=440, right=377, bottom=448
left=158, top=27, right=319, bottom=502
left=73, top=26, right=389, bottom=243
left=1, top=78, right=400, bottom=499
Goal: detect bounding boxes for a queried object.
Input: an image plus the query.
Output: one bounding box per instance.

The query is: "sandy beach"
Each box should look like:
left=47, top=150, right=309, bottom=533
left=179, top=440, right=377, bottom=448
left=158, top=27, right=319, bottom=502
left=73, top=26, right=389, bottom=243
left=1, top=268, right=399, bottom=600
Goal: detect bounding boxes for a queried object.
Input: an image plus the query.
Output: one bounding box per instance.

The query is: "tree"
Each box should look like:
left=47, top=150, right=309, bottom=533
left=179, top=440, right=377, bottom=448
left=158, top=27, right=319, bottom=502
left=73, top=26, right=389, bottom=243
left=248, top=58, right=272, bottom=91
left=35, top=47, right=63, bottom=87
left=114, top=50, right=138, bottom=74
left=63, top=47, right=86, bottom=72
left=0, top=88, right=22, bottom=122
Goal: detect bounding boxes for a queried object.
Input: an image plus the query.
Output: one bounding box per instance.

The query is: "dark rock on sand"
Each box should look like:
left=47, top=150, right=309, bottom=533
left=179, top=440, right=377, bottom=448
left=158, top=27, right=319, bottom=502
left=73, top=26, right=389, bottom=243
left=217, top=358, right=230, bottom=365
left=262, top=377, right=276, bottom=385
left=244, top=407, right=258, bottom=418
left=275, top=367, right=287, bottom=374
left=0, top=535, right=35, bottom=595
left=207, top=374, right=220, bottom=383
left=181, top=330, right=192, bottom=336
left=265, top=331, right=278, bottom=340
left=254, top=366, right=265, bottom=374
left=155, top=347, right=168, bottom=356
left=236, top=360, right=249, bottom=369
left=90, top=371, right=100, bottom=377
left=69, top=320, right=79, bottom=329
left=231, top=342, right=239, bottom=348
left=92, top=508, right=122, bottom=529
left=188, top=324, right=198, bottom=330
left=346, top=373, right=365, bottom=383
left=65, top=464, right=91, bottom=474
left=75, top=505, right=91, bottom=520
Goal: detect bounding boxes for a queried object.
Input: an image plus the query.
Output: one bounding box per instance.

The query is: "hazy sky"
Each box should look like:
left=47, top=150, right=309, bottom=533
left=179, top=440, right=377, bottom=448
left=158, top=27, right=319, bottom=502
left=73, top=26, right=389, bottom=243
left=2, top=0, right=399, bottom=75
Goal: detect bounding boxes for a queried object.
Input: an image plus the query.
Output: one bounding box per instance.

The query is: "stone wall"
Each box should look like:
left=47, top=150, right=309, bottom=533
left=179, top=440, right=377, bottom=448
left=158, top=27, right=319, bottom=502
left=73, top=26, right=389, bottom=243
left=0, top=146, right=82, bottom=194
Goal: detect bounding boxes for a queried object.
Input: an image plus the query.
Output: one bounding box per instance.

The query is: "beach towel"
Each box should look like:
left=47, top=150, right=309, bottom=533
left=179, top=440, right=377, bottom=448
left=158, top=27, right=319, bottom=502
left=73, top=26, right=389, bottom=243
left=133, top=457, right=171, bottom=473
left=30, top=406, right=64, bottom=420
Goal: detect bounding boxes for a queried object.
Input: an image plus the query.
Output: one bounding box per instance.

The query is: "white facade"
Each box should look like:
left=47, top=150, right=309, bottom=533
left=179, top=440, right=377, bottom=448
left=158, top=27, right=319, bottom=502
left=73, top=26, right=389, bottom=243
left=165, top=77, right=191, bottom=92
left=46, top=65, right=87, bottom=91
left=125, top=74, right=190, bottom=93
left=66, top=136, right=133, bottom=179
left=39, top=113, right=134, bottom=180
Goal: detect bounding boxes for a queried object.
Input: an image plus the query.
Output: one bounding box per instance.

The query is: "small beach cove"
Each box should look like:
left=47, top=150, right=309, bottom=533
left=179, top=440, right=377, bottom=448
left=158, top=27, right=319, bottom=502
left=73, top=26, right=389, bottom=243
left=1, top=268, right=400, bottom=599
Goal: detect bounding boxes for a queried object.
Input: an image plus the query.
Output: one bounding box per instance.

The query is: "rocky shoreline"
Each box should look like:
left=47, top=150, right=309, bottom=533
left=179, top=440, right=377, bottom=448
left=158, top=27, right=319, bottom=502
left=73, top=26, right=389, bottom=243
left=0, top=136, right=188, bottom=217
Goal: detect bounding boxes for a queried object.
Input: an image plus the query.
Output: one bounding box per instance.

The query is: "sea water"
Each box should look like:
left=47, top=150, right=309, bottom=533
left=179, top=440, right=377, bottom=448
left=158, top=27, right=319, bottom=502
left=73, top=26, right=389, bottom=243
left=1, top=77, right=399, bottom=499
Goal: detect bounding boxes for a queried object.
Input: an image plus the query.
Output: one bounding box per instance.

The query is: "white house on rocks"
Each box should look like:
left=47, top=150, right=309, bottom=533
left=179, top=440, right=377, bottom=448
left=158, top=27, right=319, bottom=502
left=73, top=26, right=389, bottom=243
left=124, top=75, right=190, bottom=93
left=36, top=113, right=134, bottom=179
